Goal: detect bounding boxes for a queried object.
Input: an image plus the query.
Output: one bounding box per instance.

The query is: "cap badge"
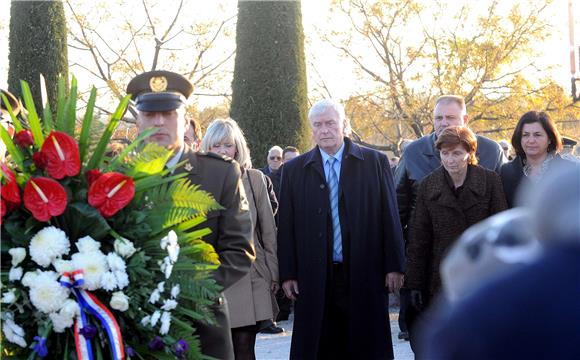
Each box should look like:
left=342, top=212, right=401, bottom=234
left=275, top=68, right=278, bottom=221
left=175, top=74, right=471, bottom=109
left=149, top=76, right=168, bottom=92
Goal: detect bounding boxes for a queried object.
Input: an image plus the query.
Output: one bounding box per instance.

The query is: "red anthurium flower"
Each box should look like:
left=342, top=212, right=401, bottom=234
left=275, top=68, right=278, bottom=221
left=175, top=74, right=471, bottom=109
left=88, top=172, right=135, bottom=218
left=32, top=152, right=48, bottom=170
left=0, top=198, right=6, bottom=225
left=40, top=131, right=80, bottom=179
left=23, top=177, right=68, bottom=222
left=1, top=163, right=21, bottom=210
left=14, top=130, right=34, bottom=148
left=86, top=169, right=103, bottom=187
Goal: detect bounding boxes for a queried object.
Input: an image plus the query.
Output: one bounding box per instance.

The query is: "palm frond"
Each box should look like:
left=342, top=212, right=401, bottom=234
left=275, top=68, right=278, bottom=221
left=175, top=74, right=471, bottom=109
left=143, top=180, right=223, bottom=234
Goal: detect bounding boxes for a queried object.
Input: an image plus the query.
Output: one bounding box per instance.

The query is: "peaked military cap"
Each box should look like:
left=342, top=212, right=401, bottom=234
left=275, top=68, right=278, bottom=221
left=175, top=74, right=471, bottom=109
left=562, top=136, right=577, bottom=147
left=1, top=89, right=22, bottom=117
left=126, top=70, right=193, bottom=112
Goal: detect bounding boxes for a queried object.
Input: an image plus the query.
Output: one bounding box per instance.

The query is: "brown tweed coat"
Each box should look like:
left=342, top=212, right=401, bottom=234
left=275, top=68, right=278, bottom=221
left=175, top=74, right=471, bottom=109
left=405, top=165, right=507, bottom=301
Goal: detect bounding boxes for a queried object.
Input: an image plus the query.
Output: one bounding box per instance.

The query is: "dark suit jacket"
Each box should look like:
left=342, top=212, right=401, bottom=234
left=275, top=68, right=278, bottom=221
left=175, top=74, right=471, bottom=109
left=499, top=154, right=576, bottom=208
left=175, top=147, right=254, bottom=360
left=278, top=138, right=405, bottom=359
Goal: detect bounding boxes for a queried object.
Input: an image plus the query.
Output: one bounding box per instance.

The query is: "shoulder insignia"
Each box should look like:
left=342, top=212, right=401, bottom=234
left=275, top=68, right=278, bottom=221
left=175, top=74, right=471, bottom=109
left=199, top=151, right=234, bottom=162
left=184, top=162, right=193, bottom=172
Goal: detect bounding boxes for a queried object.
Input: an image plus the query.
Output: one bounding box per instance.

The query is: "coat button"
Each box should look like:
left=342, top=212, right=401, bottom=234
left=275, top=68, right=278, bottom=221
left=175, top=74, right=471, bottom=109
left=320, top=184, right=325, bottom=189
left=317, top=208, right=322, bottom=214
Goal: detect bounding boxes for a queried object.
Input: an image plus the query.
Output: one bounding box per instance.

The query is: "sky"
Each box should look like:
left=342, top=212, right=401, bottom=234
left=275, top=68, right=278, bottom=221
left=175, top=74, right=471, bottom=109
left=0, top=0, right=578, bottom=108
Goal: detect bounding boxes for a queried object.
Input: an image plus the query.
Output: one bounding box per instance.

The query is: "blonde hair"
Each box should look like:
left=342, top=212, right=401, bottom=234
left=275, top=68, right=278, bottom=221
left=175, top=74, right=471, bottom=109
left=201, top=118, right=252, bottom=169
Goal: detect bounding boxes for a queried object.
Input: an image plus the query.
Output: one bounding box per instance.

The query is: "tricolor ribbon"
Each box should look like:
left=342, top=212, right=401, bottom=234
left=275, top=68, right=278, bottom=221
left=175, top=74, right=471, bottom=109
left=60, top=270, right=125, bottom=360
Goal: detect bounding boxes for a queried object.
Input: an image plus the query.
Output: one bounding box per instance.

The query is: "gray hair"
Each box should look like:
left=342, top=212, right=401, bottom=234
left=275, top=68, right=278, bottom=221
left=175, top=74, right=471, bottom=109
left=308, top=99, right=346, bottom=121
left=435, top=95, right=467, bottom=117
left=201, top=118, right=252, bottom=170
left=268, top=145, right=283, bottom=154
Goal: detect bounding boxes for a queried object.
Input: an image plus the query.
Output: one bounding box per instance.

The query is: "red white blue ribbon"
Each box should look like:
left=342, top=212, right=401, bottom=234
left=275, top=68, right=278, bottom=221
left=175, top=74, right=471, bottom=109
left=60, top=270, right=125, bottom=360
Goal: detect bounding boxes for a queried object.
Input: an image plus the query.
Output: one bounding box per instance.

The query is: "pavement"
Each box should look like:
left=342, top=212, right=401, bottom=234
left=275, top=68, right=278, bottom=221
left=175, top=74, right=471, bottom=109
left=255, top=310, right=414, bottom=359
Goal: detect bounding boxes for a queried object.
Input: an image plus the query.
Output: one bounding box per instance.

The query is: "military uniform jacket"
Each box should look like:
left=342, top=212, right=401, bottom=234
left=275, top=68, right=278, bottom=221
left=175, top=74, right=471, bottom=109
left=176, top=146, right=255, bottom=289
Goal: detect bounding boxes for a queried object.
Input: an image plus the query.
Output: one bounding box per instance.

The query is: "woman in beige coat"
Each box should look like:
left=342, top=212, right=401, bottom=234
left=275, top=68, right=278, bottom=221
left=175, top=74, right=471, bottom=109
left=201, top=118, right=279, bottom=360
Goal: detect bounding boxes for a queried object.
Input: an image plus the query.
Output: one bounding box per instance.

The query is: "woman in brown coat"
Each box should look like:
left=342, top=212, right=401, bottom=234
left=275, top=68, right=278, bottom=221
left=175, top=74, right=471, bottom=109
left=201, top=118, right=279, bottom=360
left=405, top=126, right=507, bottom=313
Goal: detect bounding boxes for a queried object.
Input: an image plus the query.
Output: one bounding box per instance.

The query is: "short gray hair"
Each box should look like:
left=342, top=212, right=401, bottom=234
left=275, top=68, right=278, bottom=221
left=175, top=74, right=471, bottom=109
left=268, top=145, right=283, bottom=154
left=308, top=99, right=346, bottom=121
left=201, top=118, right=252, bottom=169
left=435, top=95, right=467, bottom=117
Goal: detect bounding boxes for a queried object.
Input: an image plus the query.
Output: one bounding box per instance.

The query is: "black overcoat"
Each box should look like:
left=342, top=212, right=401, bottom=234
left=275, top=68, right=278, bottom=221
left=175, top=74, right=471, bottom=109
left=278, top=138, right=405, bottom=359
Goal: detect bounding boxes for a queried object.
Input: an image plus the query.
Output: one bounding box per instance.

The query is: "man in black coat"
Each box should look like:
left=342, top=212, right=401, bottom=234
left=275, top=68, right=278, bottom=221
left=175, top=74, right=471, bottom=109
left=394, top=95, right=505, bottom=348
left=127, top=70, right=254, bottom=360
left=278, top=99, right=405, bottom=359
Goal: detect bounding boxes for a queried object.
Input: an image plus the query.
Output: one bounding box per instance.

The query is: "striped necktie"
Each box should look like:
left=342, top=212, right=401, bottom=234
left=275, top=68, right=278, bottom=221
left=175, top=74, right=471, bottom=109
left=327, top=157, right=342, bottom=262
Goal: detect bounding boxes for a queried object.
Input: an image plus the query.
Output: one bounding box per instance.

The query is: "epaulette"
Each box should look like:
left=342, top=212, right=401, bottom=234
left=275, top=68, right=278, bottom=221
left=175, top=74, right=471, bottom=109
left=197, top=151, right=234, bottom=163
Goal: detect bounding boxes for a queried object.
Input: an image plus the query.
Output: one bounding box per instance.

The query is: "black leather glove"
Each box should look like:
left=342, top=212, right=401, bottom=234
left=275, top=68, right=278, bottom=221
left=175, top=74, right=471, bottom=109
left=410, top=289, right=424, bottom=311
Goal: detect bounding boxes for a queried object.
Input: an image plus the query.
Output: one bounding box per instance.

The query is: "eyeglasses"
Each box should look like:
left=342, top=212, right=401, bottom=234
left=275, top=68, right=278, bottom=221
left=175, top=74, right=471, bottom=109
left=269, top=156, right=282, bottom=161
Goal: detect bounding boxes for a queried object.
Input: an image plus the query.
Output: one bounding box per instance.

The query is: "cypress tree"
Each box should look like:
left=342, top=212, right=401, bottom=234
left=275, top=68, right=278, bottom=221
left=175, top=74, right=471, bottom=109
left=230, top=0, right=310, bottom=167
left=8, top=0, right=69, bottom=111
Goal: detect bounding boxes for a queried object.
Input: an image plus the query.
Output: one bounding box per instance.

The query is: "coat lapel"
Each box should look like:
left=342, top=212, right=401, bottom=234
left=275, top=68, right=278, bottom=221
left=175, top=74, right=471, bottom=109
left=460, top=166, right=487, bottom=211
left=303, top=147, right=326, bottom=182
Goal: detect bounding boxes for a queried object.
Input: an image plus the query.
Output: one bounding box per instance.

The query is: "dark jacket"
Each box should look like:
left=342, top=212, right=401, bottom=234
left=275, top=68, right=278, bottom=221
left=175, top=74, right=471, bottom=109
left=395, top=133, right=505, bottom=232
left=278, top=138, right=405, bottom=359
left=405, top=165, right=508, bottom=300
left=176, top=147, right=254, bottom=360
left=499, top=154, right=576, bottom=208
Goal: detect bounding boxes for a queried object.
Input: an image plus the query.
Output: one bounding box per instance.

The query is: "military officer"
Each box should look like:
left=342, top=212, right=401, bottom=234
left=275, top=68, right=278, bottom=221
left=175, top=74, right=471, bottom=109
left=126, top=70, right=255, bottom=360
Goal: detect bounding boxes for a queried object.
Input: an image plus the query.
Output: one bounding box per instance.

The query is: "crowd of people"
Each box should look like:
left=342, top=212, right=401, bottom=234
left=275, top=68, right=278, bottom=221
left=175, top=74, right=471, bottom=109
left=2, top=69, right=579, bottom=360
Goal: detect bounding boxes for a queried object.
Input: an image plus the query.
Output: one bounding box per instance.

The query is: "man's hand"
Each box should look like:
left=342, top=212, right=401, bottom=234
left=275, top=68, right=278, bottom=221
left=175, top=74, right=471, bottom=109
left=271, top=281, right=280, bottom=294
left=282, top=280, right=299, bottom=301
left=386, top=272, right=404, bottom=294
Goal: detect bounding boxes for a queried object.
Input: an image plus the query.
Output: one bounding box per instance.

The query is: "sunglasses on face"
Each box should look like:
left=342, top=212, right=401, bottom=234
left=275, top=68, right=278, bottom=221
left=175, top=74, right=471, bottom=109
left=269, top=156, right=282, bottom=161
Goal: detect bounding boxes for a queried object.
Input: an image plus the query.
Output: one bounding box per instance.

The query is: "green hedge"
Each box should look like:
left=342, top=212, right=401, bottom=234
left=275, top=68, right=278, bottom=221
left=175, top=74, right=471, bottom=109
left=230, top=0, right=310, bottom=168
left=8, top=0, right=69, bottom=112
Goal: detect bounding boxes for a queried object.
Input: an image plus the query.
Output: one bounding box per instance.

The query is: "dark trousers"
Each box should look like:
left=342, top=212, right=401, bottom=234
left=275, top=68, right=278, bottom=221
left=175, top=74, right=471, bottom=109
left=401, top=288, right=424, bottom=354
left=318, top=263, right=350, bottom=359
left=275, top=288, right=293, bottom=321
left=195, top=293, right=234, bottom=360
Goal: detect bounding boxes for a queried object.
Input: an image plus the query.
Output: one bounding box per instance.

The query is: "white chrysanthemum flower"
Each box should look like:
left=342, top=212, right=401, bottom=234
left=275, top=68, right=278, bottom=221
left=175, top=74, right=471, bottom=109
left=106, top=253, right=126, bottom=272
left=171, top=284, right=180, bottom=299
left=167, top=242, right=180, bottom=263
left=140, top=315, right=151, bottom=326
left=29, top=227, right=70, bottom=267
left=71, top=251, right=109, bottom=291
left=9, top=267, right=23, bottom=282
left=21, top=271, right=39, bottom=287
left=149, top=289, right=161, bottom=304
left=160, top=230, right=178, bottom=250
left=161, top=299, right=178, bottom=311
left=60, top=299, right=80, bottom=318
left=8, top=248, right=26, bottom=267
left=114, top=271, right=129, bottom=289
left=49, top=311, right=74, bottom=333
left=159, top=311, right=172, bottom=335
left=110, top=291, right=129, bottom=312
left=29, top=271, right=69, bottom=314
left=150, top=310, right=161, bottom=326
left=114, top=238, right=137, bottom=258
left=2, top=290, right=16, bottom=304
left=2, top=317, right=27, bottom=347
left=157, top=282, right=165, bottom=292
left=53, top=259, right=74, bottom=274
left=160, top=258, right=174, bottom=279
left=76, top=235, right=101, bottom=253
left=100, top=272, right=117, bottom=292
